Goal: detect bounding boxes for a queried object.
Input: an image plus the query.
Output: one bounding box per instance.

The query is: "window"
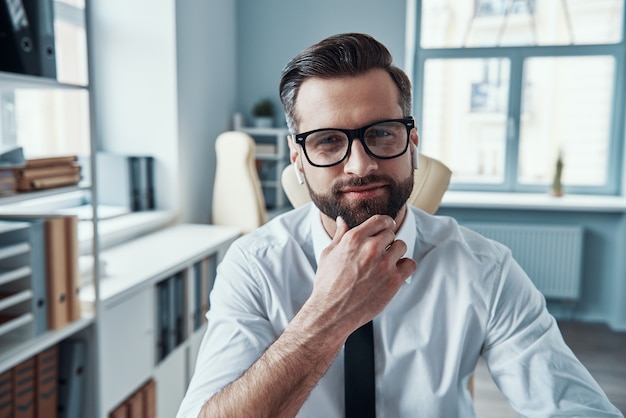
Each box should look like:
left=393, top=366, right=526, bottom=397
left=415, top=0, right=625, bottom=194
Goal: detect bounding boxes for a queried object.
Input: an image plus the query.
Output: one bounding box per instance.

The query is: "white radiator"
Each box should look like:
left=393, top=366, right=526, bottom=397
left=463, top=223, right=584, bottom=300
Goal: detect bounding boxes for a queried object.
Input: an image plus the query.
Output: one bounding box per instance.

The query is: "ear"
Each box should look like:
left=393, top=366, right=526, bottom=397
left=288, top=134, right=300, bottom=164
left=410, top=124, right=419, bottom=148
left=288, top=135, right=305, bottom=185
left=410, top=125, right=420, bottom=169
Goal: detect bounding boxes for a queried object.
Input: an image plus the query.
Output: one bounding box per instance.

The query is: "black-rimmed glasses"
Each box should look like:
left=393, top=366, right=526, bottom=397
left=293, top=118, right=414, bottom=168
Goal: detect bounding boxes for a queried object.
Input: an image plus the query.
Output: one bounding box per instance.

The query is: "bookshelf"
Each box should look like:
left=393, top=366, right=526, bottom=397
left=237, top=127, right=290, bottom=210
left=0, top=0, right=98, bottom=416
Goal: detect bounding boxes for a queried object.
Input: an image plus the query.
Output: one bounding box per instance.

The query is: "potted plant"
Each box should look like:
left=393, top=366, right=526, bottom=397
left=550, top=151, right=564, bottom=197
left=252, top=99, right=274, bottom=128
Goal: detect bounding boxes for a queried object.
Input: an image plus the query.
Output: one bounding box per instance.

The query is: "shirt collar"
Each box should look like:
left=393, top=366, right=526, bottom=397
left=311, top=205, right=416, bottom=284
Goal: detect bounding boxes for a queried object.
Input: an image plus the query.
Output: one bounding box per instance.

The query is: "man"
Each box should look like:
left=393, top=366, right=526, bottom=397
left=178, top=33, right=621, bottom=417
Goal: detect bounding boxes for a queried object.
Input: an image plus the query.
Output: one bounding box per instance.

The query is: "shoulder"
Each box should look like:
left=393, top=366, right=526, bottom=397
left=409, top=205, right=510, bottom=263
left=226, top=203, right=314, bottom=259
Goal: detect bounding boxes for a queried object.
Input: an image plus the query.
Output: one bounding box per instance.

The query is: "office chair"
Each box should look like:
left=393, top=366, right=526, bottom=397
left=212, top=131, right=268, bottom=234
left=281, top=152, right=452, bottom=216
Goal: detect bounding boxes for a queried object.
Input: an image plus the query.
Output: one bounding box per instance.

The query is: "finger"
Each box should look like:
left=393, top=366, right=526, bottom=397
left=352, top=214, right=397, bottom=238
left=385, top=238, right=407, bottom=256
left=396, top=257, right=418, bottom=279
left=331, top=216, right=350, bottom=246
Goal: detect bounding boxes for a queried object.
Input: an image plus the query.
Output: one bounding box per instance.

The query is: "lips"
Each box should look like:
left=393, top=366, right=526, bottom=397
left=340, top=183, right=388, bottom=199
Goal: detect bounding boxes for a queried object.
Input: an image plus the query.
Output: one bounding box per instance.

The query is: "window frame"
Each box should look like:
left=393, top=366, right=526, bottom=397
left=412, top=1, right=626, bottom=195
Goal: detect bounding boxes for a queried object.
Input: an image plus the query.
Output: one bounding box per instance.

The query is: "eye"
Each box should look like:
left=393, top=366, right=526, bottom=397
left=370, top=129, right=392, bottom=138
left=309, top=131, right=347, bottom=149
left=319, top=135, right=342, bottom=145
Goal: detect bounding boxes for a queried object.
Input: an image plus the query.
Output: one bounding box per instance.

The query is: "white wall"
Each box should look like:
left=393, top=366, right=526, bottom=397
left=176, top=0, right=237, bottom=223
left=89, top=0, right=237, bottom=223
left=89, top=0, right=180, bottom=213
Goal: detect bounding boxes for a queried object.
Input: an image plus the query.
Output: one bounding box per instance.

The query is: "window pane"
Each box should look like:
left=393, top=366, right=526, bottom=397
left=518, top=56, right=614, bottom=186
left=421, top=58, right=510, bottom=184
left=421, top=0, right=624, bottom=48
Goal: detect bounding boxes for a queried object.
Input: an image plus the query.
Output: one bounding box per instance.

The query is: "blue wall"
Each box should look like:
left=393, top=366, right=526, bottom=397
left=235, top=0, right=407, bottom=127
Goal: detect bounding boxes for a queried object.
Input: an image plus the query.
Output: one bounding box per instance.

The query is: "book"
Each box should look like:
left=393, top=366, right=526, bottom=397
left=35, top=345, right=58, bottom=418
left=16, top=173, right=81, bottom=191
left=0, top=369, right=12, bottom=418
left=24, top=156, right=78, bottom=168
left=173, top=271, right=185, bottom=346
left=141, top=380, right=156, bottom=418
left=127, top=389, right=144, bottom=418
left=193, top=261, right=203, bottom=330
left=156, top=279, right=170, bottom=361
left=12, top=357, right=35, bottom=418
left=14, top=164, right=80, bottom=180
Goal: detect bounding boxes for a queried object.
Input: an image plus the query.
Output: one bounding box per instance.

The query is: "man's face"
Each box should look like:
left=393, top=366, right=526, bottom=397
left=290, top=68, right=419, bottom=229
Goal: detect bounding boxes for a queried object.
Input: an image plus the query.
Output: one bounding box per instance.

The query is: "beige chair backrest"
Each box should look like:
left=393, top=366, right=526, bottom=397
left=280, top=153, right=452, bottom=215
left=212, top=131, right=268, bottom=233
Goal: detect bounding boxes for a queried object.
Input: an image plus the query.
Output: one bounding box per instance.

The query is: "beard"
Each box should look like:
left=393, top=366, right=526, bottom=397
left=307, top=171, right=414, bottom=229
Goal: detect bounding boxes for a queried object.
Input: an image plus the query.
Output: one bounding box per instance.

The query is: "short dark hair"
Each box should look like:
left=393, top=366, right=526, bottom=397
left=279, top=33, right=412, bottom=133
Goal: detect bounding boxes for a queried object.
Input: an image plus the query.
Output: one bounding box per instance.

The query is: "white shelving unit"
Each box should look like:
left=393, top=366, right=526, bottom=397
left=80, top=223, right=239, bottom=418
left=237, top=127, right=290, bottom=210
left=0, top=1, right=98, bottom=416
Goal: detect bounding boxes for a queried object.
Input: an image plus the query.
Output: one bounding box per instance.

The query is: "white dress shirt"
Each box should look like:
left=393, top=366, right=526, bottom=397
left=177, top=203, right=622, bottom=418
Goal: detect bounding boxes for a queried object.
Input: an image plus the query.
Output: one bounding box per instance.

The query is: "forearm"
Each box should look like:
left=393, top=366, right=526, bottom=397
left=199, top=303, right=346, bottom=418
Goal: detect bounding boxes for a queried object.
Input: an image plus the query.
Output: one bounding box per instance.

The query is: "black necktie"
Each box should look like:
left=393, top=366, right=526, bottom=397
left=344, top=320, right=376, bottom=418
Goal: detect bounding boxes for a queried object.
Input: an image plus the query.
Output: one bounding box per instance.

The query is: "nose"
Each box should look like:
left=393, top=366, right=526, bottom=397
left=343, top=138, right=377, bottom=176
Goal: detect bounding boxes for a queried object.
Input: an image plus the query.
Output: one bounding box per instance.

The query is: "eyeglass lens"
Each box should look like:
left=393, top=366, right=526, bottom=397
left=304, top=120, right=408, bottom=166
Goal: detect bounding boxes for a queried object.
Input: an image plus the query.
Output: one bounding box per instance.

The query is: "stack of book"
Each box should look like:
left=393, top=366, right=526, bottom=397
left=14, top=156, right=82, bottom=192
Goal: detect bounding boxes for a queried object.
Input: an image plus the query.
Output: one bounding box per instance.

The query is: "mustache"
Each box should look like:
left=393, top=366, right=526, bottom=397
left=331, top=174, right=394, bottom=193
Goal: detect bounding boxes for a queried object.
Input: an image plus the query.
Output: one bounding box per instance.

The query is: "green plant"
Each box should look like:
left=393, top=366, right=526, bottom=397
left=551, top=151, right=564, bottom=197
left=252, top=99, right=274, bottom=117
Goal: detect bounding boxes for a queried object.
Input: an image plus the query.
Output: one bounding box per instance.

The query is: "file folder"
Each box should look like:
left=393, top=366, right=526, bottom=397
left=0, top=0, right=39, bottom=75
left=44, top=217, right=69, bottom=330
left=22, top=0, right=56, bottom=78
left=57, top=339, right=86, bottom=418
left=63, top=217, right=81, bottom=322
